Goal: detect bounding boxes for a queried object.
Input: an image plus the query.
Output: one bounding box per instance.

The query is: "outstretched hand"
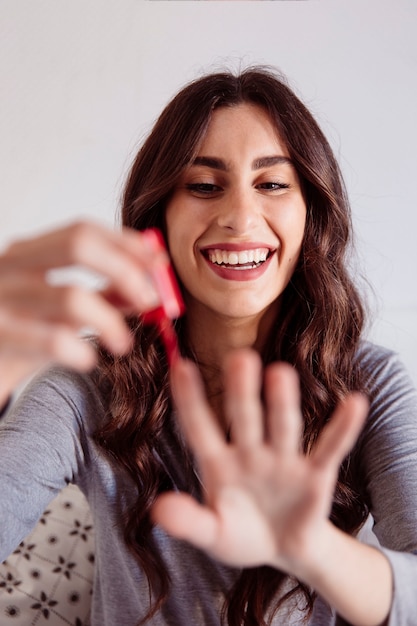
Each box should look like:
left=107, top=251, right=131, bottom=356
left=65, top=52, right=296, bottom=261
left=152, top=350, right=368, bottom=576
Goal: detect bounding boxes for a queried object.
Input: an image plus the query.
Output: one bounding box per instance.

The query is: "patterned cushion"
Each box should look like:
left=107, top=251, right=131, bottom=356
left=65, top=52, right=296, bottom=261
left=0, top=484, right=94, bottom=625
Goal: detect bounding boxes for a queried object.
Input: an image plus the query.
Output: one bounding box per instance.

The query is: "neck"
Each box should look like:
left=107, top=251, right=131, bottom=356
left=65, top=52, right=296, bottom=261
left=183, top=302, right=279, bottom=430
left=186, top=299, right=278, bottom=358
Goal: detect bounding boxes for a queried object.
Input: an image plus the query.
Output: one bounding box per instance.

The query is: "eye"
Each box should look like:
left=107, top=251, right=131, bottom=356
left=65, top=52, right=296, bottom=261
left=257, top=182, right=290, bottom=192
left=185, top=183, right=222, bottom=197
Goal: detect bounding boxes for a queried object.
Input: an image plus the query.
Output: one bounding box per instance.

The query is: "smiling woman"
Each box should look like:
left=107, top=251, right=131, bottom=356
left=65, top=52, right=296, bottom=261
left=0, top=67, right=417, bottom=626
left=166, top=103, right=306, bottom=336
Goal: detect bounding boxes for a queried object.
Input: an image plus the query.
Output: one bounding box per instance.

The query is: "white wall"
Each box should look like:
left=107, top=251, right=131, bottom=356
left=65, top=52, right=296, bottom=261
left=1, top=0, right=416, bottom=383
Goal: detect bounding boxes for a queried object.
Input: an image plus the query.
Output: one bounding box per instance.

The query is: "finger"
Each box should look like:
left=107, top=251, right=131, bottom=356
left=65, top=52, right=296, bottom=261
left=0, top=317, right=97, bottom=371
left=151, top=492, right=218, bottom=551
left=0, top=280, right=132, bottom=355
left=170, top=358, right=227, bottom=460
left=311, top=393, right=369, bottom=470
left=264, top=362, right=303, bottom=454
left=33, top=285, right=133, bottom=355
left=224, top=349, right=264, bottom=447
left=0, top=221, right=163, bottom=312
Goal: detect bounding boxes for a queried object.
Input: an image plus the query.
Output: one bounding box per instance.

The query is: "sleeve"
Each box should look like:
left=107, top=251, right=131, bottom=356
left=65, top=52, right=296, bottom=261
left=0, top=367, right=96, bottom=562
left=0, top=395, right=11, bottom=419
left=358, top=346, right=417, bottom=626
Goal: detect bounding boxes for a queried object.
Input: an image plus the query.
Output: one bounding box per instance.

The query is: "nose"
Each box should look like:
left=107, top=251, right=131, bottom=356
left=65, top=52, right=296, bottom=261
left=216, top=187, right=258, bottom=234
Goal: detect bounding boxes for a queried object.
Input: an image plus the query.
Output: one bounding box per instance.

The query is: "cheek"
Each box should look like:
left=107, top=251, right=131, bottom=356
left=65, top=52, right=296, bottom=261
left=276, top=206, right=307, bottom=254
left=165, top=198, right=205, bottom=260
left=279, top=214, right=305, bottom=272
left=165, top=203, right=183, bottom=255
left=165, top=196, right=194, bottom=240
left=164, top=201, right=176, bottom=237
left=165, top=211, right=194, bottom=283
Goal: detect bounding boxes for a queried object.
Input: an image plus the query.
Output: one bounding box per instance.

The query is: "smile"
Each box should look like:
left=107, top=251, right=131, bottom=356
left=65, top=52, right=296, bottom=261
left=207, top=248, right=270, bottom=269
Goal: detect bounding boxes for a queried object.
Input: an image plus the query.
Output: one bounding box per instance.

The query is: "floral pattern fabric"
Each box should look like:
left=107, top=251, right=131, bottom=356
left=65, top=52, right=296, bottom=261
left=0, top=484, right=94, bottom=625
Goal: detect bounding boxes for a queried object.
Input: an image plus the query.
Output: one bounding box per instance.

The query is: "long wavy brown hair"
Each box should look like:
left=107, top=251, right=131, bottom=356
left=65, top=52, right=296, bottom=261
left=94, top=67, right=369, bottom=625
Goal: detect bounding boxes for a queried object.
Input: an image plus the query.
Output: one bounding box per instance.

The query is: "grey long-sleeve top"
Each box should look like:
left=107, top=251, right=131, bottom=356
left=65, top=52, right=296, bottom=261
left=0, top=341, right=416, bottom=625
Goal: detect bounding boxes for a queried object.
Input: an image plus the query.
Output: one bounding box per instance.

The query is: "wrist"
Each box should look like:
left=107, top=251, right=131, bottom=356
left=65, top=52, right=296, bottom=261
left=267, top=519, right=332, bottom=582
left=279, top=520, right=393, bottom=626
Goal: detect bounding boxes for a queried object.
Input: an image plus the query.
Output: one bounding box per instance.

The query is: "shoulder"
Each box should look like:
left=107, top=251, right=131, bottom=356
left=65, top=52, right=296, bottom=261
left=355, top=340, right=416, bottom=397
left=8, top=365, right=106, bottom=434
left=355, top=341, right=417, bottom=442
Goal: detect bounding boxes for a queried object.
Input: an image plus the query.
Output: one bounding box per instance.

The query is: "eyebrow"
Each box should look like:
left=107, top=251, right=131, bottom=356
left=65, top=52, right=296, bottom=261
left=191, top=155, right=293, bottom=171
left=252, top=155, right=293, bottom=169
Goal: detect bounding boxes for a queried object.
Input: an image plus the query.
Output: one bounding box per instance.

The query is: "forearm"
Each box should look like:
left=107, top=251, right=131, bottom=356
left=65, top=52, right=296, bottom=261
left=287, top=521, right=393, bottom=626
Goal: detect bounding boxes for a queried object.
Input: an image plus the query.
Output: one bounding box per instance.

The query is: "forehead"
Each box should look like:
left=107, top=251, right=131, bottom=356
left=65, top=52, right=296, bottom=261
left=197, top=102, right=289, bottom=157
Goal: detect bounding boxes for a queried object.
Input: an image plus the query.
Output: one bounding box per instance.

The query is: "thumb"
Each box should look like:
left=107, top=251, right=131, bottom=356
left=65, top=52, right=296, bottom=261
left=151, top=492, right=218, bottom=550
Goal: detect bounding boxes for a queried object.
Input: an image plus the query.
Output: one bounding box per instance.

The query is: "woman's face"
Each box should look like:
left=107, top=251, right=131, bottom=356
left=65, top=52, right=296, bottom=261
left=165, top=103, right=307, bottom=324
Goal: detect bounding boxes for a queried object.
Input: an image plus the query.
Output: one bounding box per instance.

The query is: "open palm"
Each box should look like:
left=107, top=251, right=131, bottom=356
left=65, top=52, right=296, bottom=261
left=152, top=350, right=368, bottom=575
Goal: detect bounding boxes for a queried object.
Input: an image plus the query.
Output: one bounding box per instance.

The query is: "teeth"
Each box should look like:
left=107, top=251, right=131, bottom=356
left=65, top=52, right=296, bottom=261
left=207, top=248, right=269, bottom=266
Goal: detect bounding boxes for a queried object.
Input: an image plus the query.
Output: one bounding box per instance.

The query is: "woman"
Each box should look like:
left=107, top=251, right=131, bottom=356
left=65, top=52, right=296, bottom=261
left=1, top=68, right=416, bottom=626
